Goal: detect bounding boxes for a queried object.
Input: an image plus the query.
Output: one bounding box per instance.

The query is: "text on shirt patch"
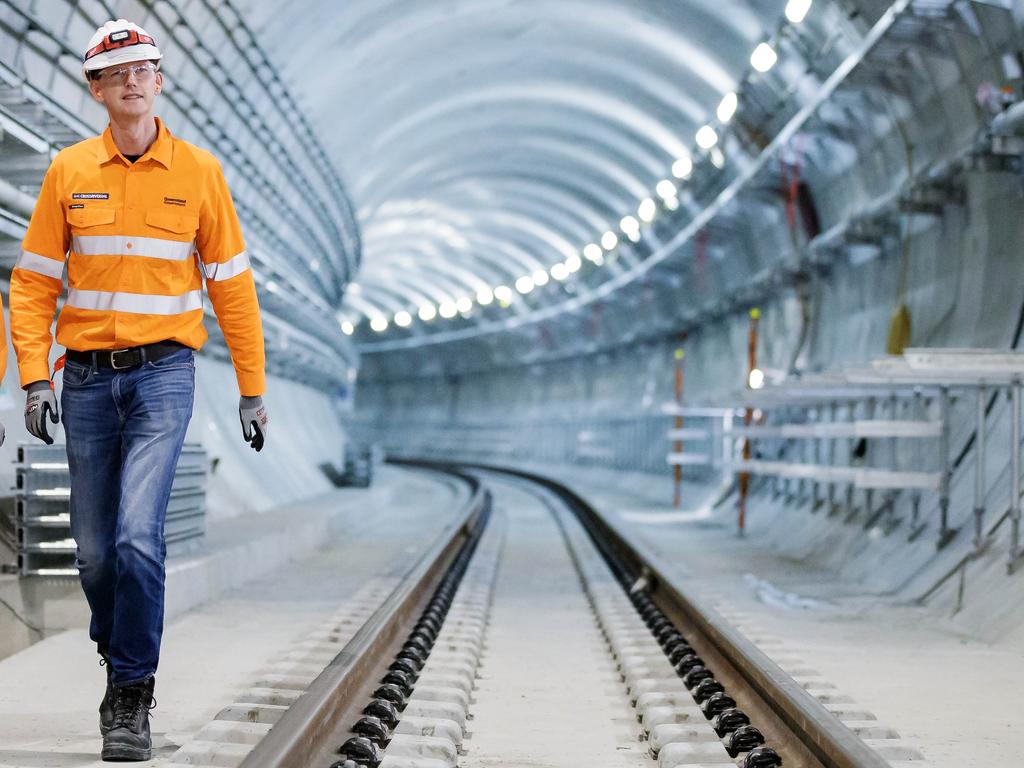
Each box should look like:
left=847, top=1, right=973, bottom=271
left=164, top=197, right=187, bottom=207
left=72, top=192, right=109, bottom=199
left=68, top=204, right=85, bottom=209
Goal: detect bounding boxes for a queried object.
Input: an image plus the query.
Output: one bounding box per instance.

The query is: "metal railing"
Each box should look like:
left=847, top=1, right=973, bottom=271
left=662, top=348, right=1024, bottom=573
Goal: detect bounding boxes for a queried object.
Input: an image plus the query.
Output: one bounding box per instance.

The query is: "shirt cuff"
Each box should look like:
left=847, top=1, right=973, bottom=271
left=19, top=361, right=53, bottom=390
left=236, top=369, right=265, bottom=398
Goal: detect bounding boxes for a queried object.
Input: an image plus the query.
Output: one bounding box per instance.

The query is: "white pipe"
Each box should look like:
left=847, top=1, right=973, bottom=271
left=0, top=176, right=36, bottom=219
left=990, top=99, right=1024, bottom=135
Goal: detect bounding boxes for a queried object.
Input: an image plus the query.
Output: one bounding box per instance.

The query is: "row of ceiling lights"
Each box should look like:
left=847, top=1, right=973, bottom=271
left=345, top=0, right=814, bottom=336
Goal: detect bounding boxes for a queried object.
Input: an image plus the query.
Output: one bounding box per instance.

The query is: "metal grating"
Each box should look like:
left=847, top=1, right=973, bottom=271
left=7, top=442, right=208, bottom=577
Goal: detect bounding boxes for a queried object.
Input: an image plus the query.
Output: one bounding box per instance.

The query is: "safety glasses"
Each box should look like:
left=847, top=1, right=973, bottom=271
left=97, top=63, right=158, bottom=85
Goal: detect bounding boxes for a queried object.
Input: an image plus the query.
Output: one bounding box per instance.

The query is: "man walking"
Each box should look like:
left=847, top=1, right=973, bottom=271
left=10, top=19, right=269, bottom=761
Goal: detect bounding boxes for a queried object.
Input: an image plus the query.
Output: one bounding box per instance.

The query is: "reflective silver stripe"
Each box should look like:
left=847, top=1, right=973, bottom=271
left=67, top=288, right=202, bottom=315
left=15, top=251, right=65, bottom=280
left=72, top=235, right=195, bottom=261
left=204, top=250, right=251, bottom=281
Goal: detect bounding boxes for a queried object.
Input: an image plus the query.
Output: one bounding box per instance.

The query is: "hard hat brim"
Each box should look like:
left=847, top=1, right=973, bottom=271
left=83, top=45, right=162, bottom=74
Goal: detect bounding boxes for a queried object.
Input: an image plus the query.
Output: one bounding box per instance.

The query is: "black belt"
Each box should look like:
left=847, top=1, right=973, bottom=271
left=66, top=341, right=189, bottom=370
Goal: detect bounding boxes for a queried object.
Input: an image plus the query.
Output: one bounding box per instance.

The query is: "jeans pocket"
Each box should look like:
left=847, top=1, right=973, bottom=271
left=62, top=360, right=92, bottom=386
left=145, top=348, right=194, bottom=370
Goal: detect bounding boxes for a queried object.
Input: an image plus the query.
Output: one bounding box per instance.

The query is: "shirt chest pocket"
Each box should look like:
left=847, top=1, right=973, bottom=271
left=145, top=210, right=199, bottom=240
left=67, top=207, right=115, bottom=231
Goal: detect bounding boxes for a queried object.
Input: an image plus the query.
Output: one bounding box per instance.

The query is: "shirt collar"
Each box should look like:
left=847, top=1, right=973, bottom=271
left=97, top=117, right=173, bottom=169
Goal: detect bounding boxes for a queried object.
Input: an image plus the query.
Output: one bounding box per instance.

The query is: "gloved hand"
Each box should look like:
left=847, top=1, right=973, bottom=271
left=239, top=395, right=268, bottom=452
left=25, top=380, right=58, bottom=445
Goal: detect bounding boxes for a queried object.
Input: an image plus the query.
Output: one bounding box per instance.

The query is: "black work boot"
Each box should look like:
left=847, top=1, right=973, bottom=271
left=99, top=652, right=114, bottom=735
left=101, top=676, right=156, bottom=762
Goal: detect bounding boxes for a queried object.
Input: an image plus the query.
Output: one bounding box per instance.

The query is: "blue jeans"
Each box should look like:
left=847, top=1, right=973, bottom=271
left=61, top=346, right=195, bottom=686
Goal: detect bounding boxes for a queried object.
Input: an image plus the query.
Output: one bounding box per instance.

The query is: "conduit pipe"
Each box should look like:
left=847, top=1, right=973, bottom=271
left=989, top=99, right=1024, bottom=135
left=0, top=176, right=35, bottom=219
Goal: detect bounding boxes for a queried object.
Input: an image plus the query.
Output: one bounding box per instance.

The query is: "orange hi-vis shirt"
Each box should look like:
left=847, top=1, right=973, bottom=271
left=11, top=117, right=265, bottom=396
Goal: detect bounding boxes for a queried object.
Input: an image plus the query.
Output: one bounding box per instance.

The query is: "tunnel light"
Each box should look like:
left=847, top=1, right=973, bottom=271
left=348, top=282, right=361, bottom=294
left=638, top=197, right=657, bottom=223
left=340, top=320, right=354, bottom=336
left=532, top=269, right=549, bottom=287
left=265, top=280, right=279, bottom=294
left=583, top=243, right=603, bottom=262
left=394, top=310, right=412, bottom=327
left=515, top=275, right=535, bottom=294
left=696, top=125, right=718, bottom=150
left=656, top=179, right=677, bottom=201
left=748, top=368, right=765, bottom=390
left=456, top=296, right=473, bottom=313
left=620, top=215, right=639, bottom=235
left=717, top=91, right=738, bottom=123
left=710, top=147, right=726, bottom=168
left=550, top=262, right=569, bottom=281
left=672, top=156, right=693, bottom=179
left=494, top=285, right=513, bottom=303
left=751, top=42, right=778, bottom=73
left=439, top=301, right=458, bottom=318
left=370, top=316, right=388, bottom=332
left=785, top=0, right=812, bottom=23
left=601, top=231, right=618, bottom=250
left=418, top=304, right=437, bottom=321
left=476, top=287, right=494, bottom=305
left=309, top=259, right=320, bottom=272
left=565, top=252, right=582, bottom=272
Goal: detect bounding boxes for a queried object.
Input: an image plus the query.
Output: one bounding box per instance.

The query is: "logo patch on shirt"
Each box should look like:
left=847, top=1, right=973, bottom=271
left=164, top=197, right=187, bottom=207
left=68, top=203, right=85, bottom=209
left=72, top=192, right=109, bottom=199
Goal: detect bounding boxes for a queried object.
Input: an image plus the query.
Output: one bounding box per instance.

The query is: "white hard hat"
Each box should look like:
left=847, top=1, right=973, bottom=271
left=83, top=19, right=162, bottom=76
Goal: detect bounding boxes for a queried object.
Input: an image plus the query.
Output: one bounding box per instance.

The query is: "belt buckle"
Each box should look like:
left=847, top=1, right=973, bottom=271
left=109, top=348, right=136, bottom=370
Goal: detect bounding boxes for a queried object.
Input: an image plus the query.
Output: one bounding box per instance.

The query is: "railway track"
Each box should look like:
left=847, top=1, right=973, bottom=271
left=228, top=461, right=893, bottom=768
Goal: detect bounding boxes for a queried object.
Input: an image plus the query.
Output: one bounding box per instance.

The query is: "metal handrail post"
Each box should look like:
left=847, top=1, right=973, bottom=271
left=884, top=392, right=900, bottom=530
left=843, top=400, right=857, bottom=521
left=937, top=386, right=956, bottom=549
left=863, top=396, right=877, bottom=523
left=909, top=391, right=924, bottom=534
left=827, top=401, right=838, bottom=514
left=974, top=385, right=987, bottom=552
left=1010, top=380, right=1023, bottom=574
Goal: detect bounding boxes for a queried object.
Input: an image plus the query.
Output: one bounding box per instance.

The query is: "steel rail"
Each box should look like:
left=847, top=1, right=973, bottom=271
left=426, top=460, right=889, bottom=768
left=239, top=467, right=490, bottom=768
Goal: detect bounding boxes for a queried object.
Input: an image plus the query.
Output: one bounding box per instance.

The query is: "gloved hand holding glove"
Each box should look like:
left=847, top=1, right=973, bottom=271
left=25, top=380, right=58, bottom=445
left=239, top=395, right=268, bottom=452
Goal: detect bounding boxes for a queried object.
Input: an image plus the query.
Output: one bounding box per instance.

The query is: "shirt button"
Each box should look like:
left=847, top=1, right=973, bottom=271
left=126, top=242, right=133, bottom=249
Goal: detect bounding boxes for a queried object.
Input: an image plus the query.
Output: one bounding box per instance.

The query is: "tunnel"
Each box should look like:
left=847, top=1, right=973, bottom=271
left=0, top=1, right=1022, bottom=766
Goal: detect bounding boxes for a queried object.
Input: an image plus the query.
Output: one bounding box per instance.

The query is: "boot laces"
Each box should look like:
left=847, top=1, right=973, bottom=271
left=112, top=681, right=156, bottom=730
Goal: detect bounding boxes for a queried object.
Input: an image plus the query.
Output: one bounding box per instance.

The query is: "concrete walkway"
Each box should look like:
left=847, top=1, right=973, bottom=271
left=0, top=466, right=461, bottom=767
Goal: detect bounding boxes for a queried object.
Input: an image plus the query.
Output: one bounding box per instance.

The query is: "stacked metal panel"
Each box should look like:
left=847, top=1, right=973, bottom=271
left=8, top=443, right=207, bottom=576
